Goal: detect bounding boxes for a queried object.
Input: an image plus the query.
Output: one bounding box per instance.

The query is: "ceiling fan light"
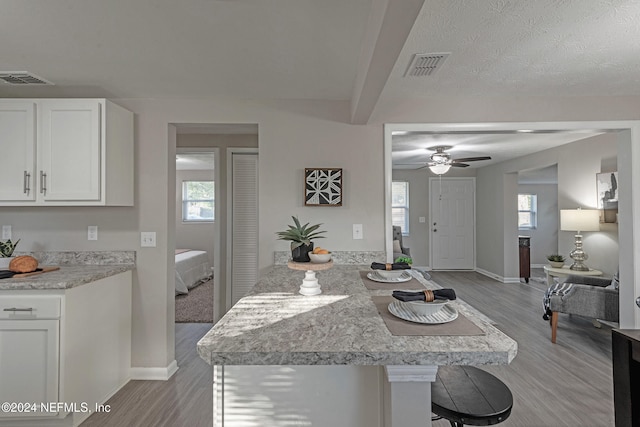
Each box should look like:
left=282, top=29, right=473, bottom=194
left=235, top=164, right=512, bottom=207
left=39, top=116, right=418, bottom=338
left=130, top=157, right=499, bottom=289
left=429, top=163, right=451, bottom=175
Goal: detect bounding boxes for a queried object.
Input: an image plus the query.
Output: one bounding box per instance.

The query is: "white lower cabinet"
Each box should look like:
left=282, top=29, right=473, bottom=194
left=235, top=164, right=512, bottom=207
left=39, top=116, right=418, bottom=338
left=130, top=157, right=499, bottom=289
left=0, top=298, right=60, bottom=418
left=0, top=272, right=132, bottom=426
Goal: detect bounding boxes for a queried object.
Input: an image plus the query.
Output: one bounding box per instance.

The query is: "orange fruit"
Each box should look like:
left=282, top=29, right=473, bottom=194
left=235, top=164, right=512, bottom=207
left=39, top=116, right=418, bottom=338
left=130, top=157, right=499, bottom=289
left=313, top=247, right=322, bottom=254
left=317, top=249, right=329, bottom=254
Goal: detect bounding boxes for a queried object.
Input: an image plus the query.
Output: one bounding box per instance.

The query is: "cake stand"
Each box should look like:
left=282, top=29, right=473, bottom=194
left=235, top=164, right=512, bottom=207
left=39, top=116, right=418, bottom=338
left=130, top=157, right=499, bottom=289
left=287, top=260, right=334, bottom=295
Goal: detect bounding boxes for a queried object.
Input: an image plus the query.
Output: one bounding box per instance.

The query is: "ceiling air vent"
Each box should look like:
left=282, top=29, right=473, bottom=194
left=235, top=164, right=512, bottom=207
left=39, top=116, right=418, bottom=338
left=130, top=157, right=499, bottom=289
left=0, top=72, right=53, bottom=85
left=404, top=53, right=450, bottom=77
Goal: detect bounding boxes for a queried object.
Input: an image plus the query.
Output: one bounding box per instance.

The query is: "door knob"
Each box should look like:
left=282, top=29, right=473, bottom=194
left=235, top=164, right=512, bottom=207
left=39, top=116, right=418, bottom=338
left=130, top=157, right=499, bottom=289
left=636, top=297, right=640, bottom=308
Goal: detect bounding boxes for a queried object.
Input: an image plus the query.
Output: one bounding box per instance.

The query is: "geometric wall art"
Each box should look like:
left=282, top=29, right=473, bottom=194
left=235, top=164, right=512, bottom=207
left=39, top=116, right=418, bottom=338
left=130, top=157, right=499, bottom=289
left=304, top=168, right=343, bottom=206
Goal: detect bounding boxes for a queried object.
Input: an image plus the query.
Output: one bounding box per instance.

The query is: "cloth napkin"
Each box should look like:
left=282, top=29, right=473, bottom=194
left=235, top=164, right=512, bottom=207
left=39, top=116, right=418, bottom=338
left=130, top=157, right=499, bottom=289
left=370, top=262, right=411, bottom=271
left=392, top=289, right=457, bottom=302
left=0, top=270, right=16, bottom=279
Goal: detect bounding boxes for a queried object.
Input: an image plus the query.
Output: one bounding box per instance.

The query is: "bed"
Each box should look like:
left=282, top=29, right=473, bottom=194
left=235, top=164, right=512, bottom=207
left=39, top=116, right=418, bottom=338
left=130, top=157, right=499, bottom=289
left=175, top=249, right=212, bottom=295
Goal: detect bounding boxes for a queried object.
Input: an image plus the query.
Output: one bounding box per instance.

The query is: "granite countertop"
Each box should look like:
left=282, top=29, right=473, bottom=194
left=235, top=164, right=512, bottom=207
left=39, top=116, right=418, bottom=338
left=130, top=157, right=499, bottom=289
left=0, top=264, right=135, bottom=290
left=197, top=265, right=518, bottom=367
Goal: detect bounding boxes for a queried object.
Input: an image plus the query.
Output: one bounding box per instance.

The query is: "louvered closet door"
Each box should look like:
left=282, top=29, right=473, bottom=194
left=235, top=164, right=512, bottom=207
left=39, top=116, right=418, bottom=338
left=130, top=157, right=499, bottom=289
left=231, top=153, right=259, bottom=305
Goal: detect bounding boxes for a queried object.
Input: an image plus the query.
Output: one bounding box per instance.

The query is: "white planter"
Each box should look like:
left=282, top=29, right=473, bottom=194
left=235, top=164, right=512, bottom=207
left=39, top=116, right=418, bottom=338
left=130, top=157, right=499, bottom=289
left=0, top=257, right=15, bottom=269
left=549, top=261, right=565, bottom=268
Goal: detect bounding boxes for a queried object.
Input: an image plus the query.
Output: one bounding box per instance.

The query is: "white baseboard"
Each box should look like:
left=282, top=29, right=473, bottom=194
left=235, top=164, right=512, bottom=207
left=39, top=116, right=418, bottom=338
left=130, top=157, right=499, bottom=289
left=130, top=360, right=179, bottom=380
left=475, top=268, right=523, bottom=284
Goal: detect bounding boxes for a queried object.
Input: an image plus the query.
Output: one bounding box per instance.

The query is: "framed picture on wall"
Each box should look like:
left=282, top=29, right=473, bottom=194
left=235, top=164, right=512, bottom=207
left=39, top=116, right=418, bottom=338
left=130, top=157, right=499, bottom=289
left=304, top=168, right=343, bottom=206
left=597, top=171, right=618, bottom=223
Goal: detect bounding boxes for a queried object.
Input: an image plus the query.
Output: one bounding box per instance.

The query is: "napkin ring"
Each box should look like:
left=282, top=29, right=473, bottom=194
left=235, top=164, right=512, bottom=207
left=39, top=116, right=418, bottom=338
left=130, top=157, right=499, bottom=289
left=386, top=263, right=392, bottom=271
left=423, top=290, right=434, bottom=302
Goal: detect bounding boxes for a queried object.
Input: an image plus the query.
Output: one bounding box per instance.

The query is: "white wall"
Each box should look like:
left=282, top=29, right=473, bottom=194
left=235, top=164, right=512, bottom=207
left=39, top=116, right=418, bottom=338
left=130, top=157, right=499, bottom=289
left=175, top=169, right=215, bottom=267
left=517, top=183, right=558, bottom=265
left=2, top=95, right=640, bottom=370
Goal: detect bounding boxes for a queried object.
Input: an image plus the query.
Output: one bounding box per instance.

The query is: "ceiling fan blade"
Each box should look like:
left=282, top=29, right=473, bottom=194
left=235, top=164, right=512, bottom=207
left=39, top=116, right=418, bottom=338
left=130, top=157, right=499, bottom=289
left=452, top=156, right=491, bottom=163
left=450, top=163, right=469, bottom=168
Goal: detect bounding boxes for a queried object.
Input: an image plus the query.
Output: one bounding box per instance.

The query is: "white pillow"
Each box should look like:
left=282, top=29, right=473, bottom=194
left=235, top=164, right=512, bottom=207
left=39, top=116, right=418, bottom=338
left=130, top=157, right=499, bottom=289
left=393, top=239, right=402, bottom=253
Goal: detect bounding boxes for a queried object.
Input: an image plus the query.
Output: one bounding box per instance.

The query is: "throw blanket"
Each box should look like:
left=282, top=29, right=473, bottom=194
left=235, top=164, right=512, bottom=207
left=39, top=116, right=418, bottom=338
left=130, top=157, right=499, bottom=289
left=542, top=282, right=573, bottom=320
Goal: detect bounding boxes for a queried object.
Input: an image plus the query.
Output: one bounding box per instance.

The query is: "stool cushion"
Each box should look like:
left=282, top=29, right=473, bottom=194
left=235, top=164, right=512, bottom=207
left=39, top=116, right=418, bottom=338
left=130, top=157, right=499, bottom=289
left=432, top=366, right=513, bottom=426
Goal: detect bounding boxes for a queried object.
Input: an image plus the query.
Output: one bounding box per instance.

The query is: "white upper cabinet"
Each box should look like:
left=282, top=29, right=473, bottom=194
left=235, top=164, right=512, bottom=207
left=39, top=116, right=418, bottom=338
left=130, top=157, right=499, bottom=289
left=0, top=101, right=36, bottom=201
left=0, top=99, right=133, bottom=206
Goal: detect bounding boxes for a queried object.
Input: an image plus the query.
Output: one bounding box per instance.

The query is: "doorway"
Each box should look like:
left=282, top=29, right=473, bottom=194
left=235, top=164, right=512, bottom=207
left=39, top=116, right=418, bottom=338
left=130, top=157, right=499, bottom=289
left=383, top=120, right=640, bottom=329
left=174, top=149, right=217, bottom=323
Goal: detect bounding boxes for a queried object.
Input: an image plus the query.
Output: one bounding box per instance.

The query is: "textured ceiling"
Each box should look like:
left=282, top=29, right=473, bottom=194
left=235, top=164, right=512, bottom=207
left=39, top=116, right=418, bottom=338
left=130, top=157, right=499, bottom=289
left=383, top=0, right=640, bottom=99
left=0, top=0, right=635, bottom=164
left=0, top=0, right=371, bottom=99
left=392, top=130, right=605, bottom=170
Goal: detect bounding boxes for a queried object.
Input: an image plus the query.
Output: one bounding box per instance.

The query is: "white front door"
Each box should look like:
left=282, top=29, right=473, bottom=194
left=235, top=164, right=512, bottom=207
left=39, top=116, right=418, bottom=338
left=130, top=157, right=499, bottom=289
left=429, top=177, right=475, bottom=270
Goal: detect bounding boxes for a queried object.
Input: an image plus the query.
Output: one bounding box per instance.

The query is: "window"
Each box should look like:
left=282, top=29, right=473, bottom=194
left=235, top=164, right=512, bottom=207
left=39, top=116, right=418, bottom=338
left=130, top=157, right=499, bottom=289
left=392, top=181, right=409, bottom=235
left=182, top=181, right=214, bottom=222
left=518, top=194, right=537, bottom=229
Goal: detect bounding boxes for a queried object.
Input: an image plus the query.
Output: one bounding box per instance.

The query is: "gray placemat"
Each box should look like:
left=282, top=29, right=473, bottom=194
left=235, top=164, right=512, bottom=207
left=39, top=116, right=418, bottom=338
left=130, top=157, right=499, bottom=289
left=372, top=296, right=486, bottom=336
left=359, top=270, right=426, bottom=290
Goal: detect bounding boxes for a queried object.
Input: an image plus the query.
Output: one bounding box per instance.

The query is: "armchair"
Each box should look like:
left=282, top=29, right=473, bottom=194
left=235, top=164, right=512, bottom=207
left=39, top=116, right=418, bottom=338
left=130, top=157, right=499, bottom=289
left=545, top=274, right=619, bottom=343
left=392, top=225, right=411, bottom=261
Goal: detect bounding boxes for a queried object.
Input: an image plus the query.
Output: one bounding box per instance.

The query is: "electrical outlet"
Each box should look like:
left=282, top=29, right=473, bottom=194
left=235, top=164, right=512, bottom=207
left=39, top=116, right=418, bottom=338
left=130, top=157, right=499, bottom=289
left=2, top=225, right=11, bottom=240
left=88, top=226, right=98, bottom=241
left=141, top=232, right=157, bottom=247
left=353, top=224, right=363, bottom=240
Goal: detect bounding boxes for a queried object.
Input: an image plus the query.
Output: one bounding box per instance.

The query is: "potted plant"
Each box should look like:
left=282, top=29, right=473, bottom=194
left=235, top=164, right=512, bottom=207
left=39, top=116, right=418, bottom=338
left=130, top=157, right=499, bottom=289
left=0, top=239, right=20, bottom=269
left=546, top=254, right=565, bottom=268
left=276, top=216, right=326, bottom=262
left=394, top=256, right=413, bottom=266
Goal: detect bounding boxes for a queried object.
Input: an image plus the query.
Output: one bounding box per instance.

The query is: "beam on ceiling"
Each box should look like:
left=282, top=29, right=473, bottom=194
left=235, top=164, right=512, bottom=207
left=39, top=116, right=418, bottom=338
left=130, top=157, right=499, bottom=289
left=350, top=0, right=425, bottom=125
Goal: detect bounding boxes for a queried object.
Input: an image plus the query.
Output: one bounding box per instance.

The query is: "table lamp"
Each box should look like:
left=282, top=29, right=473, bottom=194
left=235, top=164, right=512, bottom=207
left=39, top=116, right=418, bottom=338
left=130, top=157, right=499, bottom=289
left=560, top=208, right=600, bottom=271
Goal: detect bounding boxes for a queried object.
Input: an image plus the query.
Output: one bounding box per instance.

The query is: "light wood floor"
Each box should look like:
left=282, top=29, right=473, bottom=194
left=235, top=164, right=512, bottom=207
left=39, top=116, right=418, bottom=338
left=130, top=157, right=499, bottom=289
left=81, top=323, right=213, bottom=427
left=82, top=270, right=614, bottom=426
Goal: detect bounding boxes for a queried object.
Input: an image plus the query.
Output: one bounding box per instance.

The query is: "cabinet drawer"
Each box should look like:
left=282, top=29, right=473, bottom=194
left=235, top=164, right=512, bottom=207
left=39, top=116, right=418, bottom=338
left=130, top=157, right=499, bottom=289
left=0, top=296, right=61, bottom=319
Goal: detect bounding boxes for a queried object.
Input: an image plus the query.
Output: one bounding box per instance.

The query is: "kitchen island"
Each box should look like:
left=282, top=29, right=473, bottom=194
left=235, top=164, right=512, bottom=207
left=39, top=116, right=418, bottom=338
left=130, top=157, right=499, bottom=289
left=198, top=265, right=517, bottom=427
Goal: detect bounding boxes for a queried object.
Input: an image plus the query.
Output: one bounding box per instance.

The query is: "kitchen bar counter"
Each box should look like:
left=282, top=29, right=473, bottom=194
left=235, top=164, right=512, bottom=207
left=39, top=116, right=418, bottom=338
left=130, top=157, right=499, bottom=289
left=0, top=264, right=135, bottom=290
left=197, top=265, right=517, bottom=427
left=198, top=265, right=516, bottom=366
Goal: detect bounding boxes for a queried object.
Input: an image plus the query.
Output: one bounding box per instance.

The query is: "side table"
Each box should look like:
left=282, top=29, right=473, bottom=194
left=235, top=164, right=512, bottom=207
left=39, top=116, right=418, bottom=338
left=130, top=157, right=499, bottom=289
left=543, top=265, right=603, bottom=287
left=287, top=260, right=333, bottom=295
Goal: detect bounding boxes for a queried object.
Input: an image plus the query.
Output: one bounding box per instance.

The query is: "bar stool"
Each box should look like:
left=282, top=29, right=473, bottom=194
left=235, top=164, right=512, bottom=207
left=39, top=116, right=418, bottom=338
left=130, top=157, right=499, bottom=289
left=431, top=366, right=513, bottom=426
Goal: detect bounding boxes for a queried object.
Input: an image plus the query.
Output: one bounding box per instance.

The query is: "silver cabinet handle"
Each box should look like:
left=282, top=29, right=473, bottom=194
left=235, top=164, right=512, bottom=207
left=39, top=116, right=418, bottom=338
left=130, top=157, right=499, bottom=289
left=3, top=307, right=34, bottom=312
left=40, top=171, right=47, bottom=194
left=23, top=171, right=31, bottom=194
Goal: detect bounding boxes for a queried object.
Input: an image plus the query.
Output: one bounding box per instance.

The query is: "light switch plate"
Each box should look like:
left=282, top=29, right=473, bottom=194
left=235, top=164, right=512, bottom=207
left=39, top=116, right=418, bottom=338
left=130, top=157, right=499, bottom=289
left=419, top=217, right=426, bottom=223
left=88, top=226, right=98, bottom=241
left=2, top=225, right=11, bottom=240
left=353, top=224, right=363, bottom=240
left=141, top=232, right=157, bottom=247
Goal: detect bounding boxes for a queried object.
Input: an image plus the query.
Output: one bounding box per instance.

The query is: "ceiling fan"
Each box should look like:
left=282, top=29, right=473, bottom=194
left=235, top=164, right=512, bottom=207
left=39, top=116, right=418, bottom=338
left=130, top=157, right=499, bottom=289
left=399, top=145, right=491, bottom=174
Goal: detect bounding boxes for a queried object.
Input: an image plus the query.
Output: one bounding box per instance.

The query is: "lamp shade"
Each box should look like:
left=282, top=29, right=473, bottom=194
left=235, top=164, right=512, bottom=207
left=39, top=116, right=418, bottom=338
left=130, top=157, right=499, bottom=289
left=560, top=209, right=600, bottom=232
left=429, top=163, right=451, bottom=175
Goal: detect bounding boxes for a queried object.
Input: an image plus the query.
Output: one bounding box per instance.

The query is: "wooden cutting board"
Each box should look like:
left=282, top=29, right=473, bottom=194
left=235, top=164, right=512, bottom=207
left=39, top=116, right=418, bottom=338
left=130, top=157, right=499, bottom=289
left=12, top=266, right=60, bottom=278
